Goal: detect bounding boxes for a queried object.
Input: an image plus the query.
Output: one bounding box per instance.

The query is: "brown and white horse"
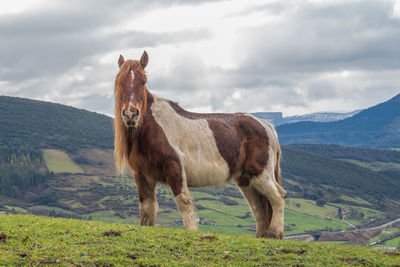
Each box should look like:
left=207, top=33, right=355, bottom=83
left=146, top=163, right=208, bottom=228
left=114, top=51, right=287, bottom=239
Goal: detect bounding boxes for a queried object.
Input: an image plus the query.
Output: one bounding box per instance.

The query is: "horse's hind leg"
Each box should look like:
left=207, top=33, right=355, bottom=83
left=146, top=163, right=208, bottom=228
left=236, top=182, right=272, bottom=237
left=134, top=172, right=158, bottom=226
left=251, top=169, right=286, bottom=239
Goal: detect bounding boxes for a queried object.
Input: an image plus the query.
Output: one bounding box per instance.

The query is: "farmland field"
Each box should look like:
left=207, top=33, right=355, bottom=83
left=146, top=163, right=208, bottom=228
left=43, top=149, right=83, bottom=173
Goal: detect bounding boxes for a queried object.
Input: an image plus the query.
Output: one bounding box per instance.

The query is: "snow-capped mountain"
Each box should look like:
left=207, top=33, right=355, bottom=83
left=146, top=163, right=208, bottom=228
left=252, top=110, right=362, bottom=126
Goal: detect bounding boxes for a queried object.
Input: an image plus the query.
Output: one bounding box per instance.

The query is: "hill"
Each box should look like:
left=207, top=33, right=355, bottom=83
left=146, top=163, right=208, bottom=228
left=285, top=144, right=400, bottom=163
left=284, top=144, right=400, bottom=180
left=0, top=96, right=113, bottom=152
left=280, top=147, right=399, bottom=208
left=277, top=94, right=400, bottom=148
left=0, top=214, right=398, bottom=266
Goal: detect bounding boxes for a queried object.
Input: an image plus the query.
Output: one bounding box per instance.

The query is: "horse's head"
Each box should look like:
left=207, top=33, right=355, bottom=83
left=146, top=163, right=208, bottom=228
left=114, top=51, right=149, bottom=129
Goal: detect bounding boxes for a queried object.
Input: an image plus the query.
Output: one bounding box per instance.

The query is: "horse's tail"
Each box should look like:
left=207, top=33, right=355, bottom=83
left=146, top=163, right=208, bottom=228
left=275, top=145, right=282, bottom=185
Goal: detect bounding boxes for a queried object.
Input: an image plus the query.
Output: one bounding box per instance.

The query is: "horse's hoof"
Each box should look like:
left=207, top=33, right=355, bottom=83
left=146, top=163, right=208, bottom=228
left=266, top=229, right=283, bottom=239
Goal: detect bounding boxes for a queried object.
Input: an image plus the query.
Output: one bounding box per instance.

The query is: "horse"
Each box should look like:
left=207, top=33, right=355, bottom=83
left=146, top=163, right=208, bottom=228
left=113, top=51, right=287, bottom=239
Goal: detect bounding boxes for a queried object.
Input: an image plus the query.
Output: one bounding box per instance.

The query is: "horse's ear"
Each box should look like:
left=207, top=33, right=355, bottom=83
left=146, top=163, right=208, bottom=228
left=118, top=55, right=125, bottom=68
left=140, top=51, right=148, bottom=69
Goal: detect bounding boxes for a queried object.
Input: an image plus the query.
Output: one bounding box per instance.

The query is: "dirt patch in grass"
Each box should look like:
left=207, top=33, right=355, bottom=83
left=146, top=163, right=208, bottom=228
left=199, top=234, right=216, bottom=241
left=384, top=250, right=400, bottom=256
left=127, top=254, right=137, bottom=260
left=278, top=248, right=307, bottom=255
left=0, top=233, right=8, bottom=243
left=102, top=230, right=122, bottom=237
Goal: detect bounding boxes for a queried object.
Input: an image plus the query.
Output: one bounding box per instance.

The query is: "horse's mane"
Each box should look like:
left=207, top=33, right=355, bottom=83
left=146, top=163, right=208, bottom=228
left=114, top=60, right=140, bottom=174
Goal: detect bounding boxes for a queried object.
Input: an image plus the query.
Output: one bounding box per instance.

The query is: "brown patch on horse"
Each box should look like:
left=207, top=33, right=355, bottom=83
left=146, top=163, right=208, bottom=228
left=126, top=93, right=183, bottom=196
left=207, top=118, right=242, bottom=174
left=167, top=101, right=270, bottom=184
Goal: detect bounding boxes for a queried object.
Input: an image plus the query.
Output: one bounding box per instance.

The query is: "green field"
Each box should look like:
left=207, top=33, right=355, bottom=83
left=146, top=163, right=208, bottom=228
left=286, top=198, right=338, bottom=218
left=341, top=159, right=400, bottom=172
left=377, top=236, right=400, bottom=247
left=339, top=195, right=371, bottom=205
left=284, top=210, right=346, bottom=234
left=0, top=214, right=398, bottom=266
left=43, top=149, right=83, bottom=173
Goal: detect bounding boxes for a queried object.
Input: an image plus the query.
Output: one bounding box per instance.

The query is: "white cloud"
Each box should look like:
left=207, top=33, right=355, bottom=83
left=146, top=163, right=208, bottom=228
left=392, top=0, right=400, bottom=18
left=0, top=0, right=41, bottom=15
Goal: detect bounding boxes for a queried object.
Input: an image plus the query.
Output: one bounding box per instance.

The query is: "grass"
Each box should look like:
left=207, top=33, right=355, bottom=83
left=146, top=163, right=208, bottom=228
left=377, top=236, right=400, bottom=247
left=286, top=198, right=338, bottom=218
left=0, top=214, right=399, bottom=266
left=43, top=149, right=83, bottom=173
left=341, top=159, right=400, bottom=172
left=4, top=205, right=27, bottom=213
left=284, top=210, right=346, bottom=234
left=339, top=195, right=371, bottom=205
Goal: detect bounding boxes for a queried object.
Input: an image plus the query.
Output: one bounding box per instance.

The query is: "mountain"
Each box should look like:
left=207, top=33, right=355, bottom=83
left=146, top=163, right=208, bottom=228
left=277, top=94, right=400, bottom=148
left=0, top=96, right=113, bottom=152
left=253, top=110, right=361, bottom=126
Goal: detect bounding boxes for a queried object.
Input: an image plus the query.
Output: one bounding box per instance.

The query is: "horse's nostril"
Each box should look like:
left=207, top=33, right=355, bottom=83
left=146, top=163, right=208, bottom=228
left=122, top=108, right=140, bottom=122
left=129, top=108, right=140, bottom=118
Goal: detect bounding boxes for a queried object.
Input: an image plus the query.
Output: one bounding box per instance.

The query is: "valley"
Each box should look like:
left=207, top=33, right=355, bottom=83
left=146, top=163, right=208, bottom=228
left=1, top=146, right=398, bottom=246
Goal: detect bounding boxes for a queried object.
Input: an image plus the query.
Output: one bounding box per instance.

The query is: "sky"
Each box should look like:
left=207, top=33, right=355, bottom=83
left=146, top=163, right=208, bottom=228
left=1, top=0, right=400, bottom=117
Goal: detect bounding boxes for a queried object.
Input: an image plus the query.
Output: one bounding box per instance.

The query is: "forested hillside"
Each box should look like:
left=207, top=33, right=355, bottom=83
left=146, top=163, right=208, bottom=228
left=277, top=94, right=400, bottom=148
left=280, top=147, right=399, bottom=208
left=0, top=149, right=51, bottom=197
left=285, top=144, right=400, bottom=163
left=0, top=96, right=113, bottom=151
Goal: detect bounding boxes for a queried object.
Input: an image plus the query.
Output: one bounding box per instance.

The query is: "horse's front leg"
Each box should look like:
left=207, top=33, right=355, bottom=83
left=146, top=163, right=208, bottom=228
left=166, top=161, right=198, bottom=230
left=134, top=172, right=158, bottom=226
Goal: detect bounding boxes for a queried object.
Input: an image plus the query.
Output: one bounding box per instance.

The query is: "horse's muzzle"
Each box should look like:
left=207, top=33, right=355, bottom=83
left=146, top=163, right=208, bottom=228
left=122, top=109, right=140, bottom=128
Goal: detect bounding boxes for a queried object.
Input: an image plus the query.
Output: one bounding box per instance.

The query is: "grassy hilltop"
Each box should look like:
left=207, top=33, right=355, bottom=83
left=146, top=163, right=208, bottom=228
left=0, top=214, right=399, bottom=266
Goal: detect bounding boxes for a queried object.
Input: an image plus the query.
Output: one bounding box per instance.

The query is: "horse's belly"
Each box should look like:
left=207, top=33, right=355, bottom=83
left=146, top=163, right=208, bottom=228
left=185, top=157, right=230, bottom=187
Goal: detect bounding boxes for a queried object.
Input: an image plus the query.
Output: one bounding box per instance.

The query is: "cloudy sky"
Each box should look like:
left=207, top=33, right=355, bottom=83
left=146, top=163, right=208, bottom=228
left=1, top=0, right=400, bottom=116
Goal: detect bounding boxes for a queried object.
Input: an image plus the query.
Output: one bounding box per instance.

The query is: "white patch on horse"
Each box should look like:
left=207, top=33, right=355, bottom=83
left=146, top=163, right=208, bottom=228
left=151, top=96, right=230, bottom=187
left=130, top=70, right=135, bottom=80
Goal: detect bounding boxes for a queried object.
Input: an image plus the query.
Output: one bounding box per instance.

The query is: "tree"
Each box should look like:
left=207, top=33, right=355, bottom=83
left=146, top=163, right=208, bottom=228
left=316, top=199, right=326, bottom=207
left=338, top=207, right=343, bottom=220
